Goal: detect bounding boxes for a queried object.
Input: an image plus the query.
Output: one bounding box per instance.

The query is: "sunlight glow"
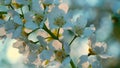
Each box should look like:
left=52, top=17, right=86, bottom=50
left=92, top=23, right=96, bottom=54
left=6, top=40, right=23, bottom=64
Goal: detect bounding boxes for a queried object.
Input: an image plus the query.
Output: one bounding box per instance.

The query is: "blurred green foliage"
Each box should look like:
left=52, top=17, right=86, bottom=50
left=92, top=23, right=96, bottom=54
left=112, top=13, right=120, bottom=41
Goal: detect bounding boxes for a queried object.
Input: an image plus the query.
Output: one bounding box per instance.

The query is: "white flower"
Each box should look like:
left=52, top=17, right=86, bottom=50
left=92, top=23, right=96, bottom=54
left=66, top=9, right=87, bottom=27
left=4, top=20, right=22, bottom=38
left=76, top=36, right=112, bottom=68
left=6, top=10, right=39, bottom=38
left=47, top=6, right=67, bottom=29
left=8, top=10, right=23, bottom=25
left=66, top=9, right=89, bottom=37
left=88, top=35, right=111, bottom=59
left=6, top=10, right=23, bottom=38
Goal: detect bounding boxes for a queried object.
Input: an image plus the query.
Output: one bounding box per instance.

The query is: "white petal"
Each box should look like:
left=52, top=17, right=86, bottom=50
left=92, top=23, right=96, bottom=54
left=46, top=61, right=61, bottom=68
left=5, top=20, right=15, bottom=33
left=25, top=62, right=36, bottom=68
left=62, top=29, right=74, bottom=43
left=99, top=54, right=112, bottom=59
left=70, top=38, right=89, bottom=66
left=47, top=6, right=65, bottom=28
left=28, top=32, right=38, bottom=42
left=12, top=26, right=22, bottom=38
left=13, top=15, right=23, bottom=25
left=8, top=10, right=19, bottom=17
left=88, top=56, right=102, bottom=68
left=39, top=50, right=53, bottom=61
left=51, top=40, right=62, bottom=50
left=93, top=42, right=107, bottom=54
left=75, top=15, right=87, bottom=28
left=83, top=24, right=95, bottom=38
left=96, top=16, right=113, bottom=41
left=60, top=57, right=71, bottom=68
left=62, top=41, right=70, bottom=54
left=4, top=0, right=11, bottom=5
left=42, top=0, right=53, bottom=4
left=77, top=55, right=89, bottom=68
left=37, top=36, right=47, bottom=46
left=25, top=21, right=38, bottom=30
left=28, top=52, right=38, bottom=62
left=0, top=5, right=8, bottom=11
left=32, top=0, right=43, bottom=13
left=0, top=27, right=6, bottom=36
left=15, top=0, right=29, bottom=5
left=0, top=20, right=5, bottom=25
left=24, top=12, right=34, bottom=22
left=91, top=60, right=102, bottom=68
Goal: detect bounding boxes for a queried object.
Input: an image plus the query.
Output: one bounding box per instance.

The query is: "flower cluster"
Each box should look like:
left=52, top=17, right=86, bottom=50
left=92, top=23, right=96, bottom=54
left=0, top=0, right=119, bottom=68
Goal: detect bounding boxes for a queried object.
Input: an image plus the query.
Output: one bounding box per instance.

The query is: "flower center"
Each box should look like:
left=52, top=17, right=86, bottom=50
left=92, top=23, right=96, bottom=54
left=54, top=16, right=66, bottom=27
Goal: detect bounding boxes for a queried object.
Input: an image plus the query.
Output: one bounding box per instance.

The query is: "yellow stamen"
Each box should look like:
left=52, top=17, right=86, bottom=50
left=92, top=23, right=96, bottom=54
left=22, top=27, right=29, bottom=37
left=44, top=60, right=50, bottom=65
left=0, top=14, right=6, bottom=20
left=22, top=19, right=26, bottom=23
left=88, top=48, right=96, bottom=56
left=55, top=50, right=66, bottom=62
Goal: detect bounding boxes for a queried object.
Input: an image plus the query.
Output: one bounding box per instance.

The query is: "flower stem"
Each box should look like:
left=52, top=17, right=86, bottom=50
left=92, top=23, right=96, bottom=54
left=28, top=5, right=31, bottom=11
left=57, top=27, right=60, bottom=39
left=28, top=28, right=40, bottom=35
left=69, top=35, right=77, bottom=46
left=42, top=23, right=58, bottom=40
left=70, top=59, right=76, bottom=68
left=20, top=7, right=24, bottom=18
left=68, top=35, right=77, bottom=68
left=9, top=4, right=14, bottom=10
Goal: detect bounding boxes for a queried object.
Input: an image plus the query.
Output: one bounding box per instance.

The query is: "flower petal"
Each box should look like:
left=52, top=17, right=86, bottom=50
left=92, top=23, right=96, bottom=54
left=39, top=50, right=53, bottom=61
left=25, top=21, right=38, bottom=30
left=12, top=26, right=22, bottom=38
